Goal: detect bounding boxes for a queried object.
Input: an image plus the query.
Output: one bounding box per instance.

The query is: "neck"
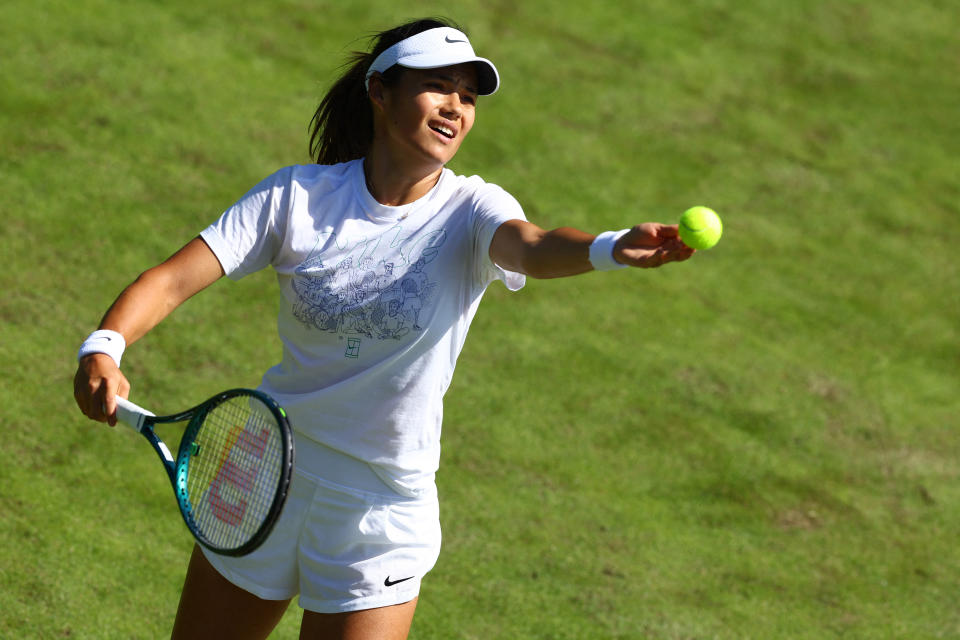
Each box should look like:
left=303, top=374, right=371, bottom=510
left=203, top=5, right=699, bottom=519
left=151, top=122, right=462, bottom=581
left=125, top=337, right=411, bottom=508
left=363, top=144, right=444, bottom=206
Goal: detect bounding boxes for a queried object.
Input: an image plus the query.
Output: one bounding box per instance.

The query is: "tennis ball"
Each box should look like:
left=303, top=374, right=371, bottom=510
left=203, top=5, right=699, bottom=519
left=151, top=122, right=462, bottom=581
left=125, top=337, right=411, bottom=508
left=678, top=206, right=723, bottom=250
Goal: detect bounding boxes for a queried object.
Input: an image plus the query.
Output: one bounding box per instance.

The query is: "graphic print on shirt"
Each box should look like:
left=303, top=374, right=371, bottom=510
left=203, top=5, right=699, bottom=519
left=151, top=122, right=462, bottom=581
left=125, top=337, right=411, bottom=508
left=291, top=224, right=445, bottom=352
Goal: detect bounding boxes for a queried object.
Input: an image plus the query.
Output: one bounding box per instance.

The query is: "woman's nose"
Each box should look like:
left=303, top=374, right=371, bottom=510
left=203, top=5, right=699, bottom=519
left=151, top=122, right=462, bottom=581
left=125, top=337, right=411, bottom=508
left=440, top=93, right=462, bottom=119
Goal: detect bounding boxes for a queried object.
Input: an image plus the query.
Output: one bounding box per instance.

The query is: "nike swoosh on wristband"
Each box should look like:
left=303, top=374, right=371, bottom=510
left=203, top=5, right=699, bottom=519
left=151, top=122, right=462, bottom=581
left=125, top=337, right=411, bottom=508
left=444, top=36, right=467, bottom=44
left=384, top=576, right=415, bottom=587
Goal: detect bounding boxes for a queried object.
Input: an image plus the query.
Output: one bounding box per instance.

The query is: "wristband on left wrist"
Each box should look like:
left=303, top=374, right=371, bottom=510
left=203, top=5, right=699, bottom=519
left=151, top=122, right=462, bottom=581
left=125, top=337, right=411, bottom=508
left=588, top=229, right=630, bottom=271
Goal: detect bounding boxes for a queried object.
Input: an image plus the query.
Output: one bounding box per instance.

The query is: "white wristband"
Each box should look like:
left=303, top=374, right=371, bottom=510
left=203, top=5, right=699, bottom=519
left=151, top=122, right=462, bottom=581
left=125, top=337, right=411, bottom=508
left=589, top=229, right=630, bottom=271
left=78, top=330, right=126, bottom=367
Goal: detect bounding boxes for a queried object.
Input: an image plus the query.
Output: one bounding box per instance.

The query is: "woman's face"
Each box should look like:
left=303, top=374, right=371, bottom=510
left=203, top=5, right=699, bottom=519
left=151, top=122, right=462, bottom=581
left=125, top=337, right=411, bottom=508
left=374, top=63, right=479, bottom=170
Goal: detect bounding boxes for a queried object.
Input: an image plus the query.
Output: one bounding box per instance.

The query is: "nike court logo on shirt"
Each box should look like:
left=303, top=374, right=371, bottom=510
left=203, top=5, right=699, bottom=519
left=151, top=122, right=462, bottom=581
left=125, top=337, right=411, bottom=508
left=384, top=575, right=415, bottom=587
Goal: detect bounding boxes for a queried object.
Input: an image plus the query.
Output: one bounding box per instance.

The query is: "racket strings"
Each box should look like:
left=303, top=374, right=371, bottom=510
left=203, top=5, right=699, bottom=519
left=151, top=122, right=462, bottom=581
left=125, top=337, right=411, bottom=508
left=186, top=396, right=284, bottom=549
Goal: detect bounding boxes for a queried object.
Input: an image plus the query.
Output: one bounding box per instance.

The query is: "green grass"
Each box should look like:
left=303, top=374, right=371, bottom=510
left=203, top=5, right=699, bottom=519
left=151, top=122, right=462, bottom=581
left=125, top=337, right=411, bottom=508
left=2, top=0, right=958, bottom=638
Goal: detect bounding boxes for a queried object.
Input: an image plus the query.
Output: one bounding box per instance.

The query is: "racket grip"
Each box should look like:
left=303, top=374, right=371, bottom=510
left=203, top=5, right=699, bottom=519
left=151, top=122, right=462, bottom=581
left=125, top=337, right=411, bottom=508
left=115, top=396, right=155, bottom=433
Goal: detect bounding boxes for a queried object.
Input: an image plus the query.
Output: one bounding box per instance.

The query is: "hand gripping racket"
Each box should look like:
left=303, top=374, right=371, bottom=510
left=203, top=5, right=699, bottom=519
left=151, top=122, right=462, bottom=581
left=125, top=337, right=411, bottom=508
left=115, top=389, right=294, bottom=556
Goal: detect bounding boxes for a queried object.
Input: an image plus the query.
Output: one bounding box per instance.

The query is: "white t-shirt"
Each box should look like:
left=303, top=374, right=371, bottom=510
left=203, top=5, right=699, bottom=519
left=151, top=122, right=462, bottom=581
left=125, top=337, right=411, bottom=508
left=200, top=159, right=525, bottom=495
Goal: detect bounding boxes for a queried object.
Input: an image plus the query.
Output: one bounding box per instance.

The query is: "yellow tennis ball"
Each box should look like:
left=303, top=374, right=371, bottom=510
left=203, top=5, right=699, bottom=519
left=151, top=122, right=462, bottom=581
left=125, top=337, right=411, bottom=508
left=679, top=206, right=723, bottom=250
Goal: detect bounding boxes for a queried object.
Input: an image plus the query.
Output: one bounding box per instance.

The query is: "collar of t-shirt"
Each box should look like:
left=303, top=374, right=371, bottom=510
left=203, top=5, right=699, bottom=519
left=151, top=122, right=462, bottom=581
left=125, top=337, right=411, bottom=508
left=353, top=162, right=454, bottom=225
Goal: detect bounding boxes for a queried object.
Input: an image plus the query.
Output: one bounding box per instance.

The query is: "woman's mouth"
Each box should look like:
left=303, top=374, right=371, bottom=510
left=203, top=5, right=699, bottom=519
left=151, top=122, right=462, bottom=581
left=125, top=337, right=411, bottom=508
left=430, top=124, right=455, bottom=139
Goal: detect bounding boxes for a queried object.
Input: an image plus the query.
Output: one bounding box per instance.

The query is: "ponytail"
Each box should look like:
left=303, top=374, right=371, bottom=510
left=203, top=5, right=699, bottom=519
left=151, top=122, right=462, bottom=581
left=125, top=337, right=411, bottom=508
left=308, top=17, right=465, bottom=165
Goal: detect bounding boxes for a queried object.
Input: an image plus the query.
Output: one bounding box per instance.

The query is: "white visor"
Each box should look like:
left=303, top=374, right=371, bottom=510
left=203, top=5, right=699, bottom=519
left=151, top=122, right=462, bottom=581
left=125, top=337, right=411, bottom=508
left=364, top=27, right=500, bottom=95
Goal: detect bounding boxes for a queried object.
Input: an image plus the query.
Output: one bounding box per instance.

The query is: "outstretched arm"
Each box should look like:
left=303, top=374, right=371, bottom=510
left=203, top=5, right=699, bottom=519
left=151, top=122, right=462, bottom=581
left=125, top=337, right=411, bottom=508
left=489, top=219, right=695, bottom=279
left=73, top=237, right=225, bottom=424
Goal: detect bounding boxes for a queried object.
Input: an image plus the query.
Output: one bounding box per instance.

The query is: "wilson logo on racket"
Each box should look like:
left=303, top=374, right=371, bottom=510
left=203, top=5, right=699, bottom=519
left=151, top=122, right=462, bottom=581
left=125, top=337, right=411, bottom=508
left=206, top=425, right=272, bottom=526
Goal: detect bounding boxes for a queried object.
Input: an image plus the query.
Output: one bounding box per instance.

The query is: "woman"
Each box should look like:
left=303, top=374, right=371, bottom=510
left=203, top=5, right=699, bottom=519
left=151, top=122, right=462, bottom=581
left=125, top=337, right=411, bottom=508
left=74, top=17, right=694, bottom=640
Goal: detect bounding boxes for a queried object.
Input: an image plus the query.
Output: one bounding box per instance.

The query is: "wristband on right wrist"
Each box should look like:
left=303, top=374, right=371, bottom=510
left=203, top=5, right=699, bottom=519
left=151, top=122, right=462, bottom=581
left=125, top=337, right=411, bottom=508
left=77, top=329, right=126, bottom=367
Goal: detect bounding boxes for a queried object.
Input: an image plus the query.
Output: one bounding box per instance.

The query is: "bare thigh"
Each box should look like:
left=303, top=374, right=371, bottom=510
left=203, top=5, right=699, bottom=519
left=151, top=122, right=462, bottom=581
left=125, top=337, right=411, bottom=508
left=171, top=545, right=291, bottom=640
left=299, top=598, right=419, bottom=640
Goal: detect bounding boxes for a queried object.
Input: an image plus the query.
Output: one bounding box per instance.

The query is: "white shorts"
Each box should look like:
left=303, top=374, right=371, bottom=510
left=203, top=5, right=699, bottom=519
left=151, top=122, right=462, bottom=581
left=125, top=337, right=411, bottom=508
left=201, top=435, right=442, bottom=613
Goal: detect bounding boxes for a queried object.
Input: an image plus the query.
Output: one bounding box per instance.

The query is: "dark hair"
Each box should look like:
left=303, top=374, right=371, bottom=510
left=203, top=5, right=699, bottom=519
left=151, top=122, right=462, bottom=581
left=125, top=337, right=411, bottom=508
left=308, top=17, right=465, bottom=165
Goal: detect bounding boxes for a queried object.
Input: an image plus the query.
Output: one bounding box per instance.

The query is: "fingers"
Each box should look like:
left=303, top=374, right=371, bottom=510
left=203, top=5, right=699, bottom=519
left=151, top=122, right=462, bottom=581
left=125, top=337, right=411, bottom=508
left=102, top=375, right=131, bottom=427
left=613, top=222, right=697, bottom=268
left=621, top=223, right=680, bottom=247
left=616, top=236, right=695, bottom=268
left=74, top=367, right=102, bottom=422
left=626, top=248, right=692, bottom=268
left=73, top=354, right=130, bottom=426
left=654, top=223, right=680, bottom=239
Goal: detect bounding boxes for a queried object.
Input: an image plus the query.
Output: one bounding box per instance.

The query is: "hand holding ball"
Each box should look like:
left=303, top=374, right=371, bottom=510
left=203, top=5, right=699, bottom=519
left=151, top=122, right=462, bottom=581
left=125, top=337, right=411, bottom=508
left=678, top=206, right=723, bottom=250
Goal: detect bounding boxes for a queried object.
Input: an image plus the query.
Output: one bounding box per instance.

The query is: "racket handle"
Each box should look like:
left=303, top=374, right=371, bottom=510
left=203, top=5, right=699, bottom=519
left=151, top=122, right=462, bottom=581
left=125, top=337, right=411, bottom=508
left=115, top=396, right=155, bottom=433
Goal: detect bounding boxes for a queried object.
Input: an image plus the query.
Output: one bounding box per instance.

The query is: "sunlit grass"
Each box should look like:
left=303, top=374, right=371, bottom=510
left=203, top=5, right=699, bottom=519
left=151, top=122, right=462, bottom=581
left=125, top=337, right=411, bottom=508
left=1, top=1, right=958, bottom=638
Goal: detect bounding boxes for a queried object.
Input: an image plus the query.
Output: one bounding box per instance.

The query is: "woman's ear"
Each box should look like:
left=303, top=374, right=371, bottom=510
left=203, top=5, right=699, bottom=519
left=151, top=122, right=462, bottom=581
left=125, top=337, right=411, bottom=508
left=367, top=73, right=387, bottom=110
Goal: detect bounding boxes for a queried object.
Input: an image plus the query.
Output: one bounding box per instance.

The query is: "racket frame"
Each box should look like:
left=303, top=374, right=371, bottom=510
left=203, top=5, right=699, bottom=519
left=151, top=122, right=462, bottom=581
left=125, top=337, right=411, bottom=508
left=115, top=389, right=294, bottom=556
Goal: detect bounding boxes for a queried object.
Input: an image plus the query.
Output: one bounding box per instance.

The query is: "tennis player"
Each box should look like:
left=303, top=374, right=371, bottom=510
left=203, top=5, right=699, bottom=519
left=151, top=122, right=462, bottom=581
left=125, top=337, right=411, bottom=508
left=74, top=17, right=694, bottom=640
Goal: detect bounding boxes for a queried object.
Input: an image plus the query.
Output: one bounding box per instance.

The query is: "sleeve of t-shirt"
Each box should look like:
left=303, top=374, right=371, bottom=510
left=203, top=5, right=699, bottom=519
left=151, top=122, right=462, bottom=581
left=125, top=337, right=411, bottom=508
left=199, top=167, right=292, bottom=280
left=471, top=182, right=527, bottom=291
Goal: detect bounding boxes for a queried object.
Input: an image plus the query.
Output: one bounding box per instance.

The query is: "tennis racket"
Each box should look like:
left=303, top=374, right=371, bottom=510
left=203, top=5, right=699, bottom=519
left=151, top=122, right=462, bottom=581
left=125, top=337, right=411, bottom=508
left=115, top=388, right=294, bottom=556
